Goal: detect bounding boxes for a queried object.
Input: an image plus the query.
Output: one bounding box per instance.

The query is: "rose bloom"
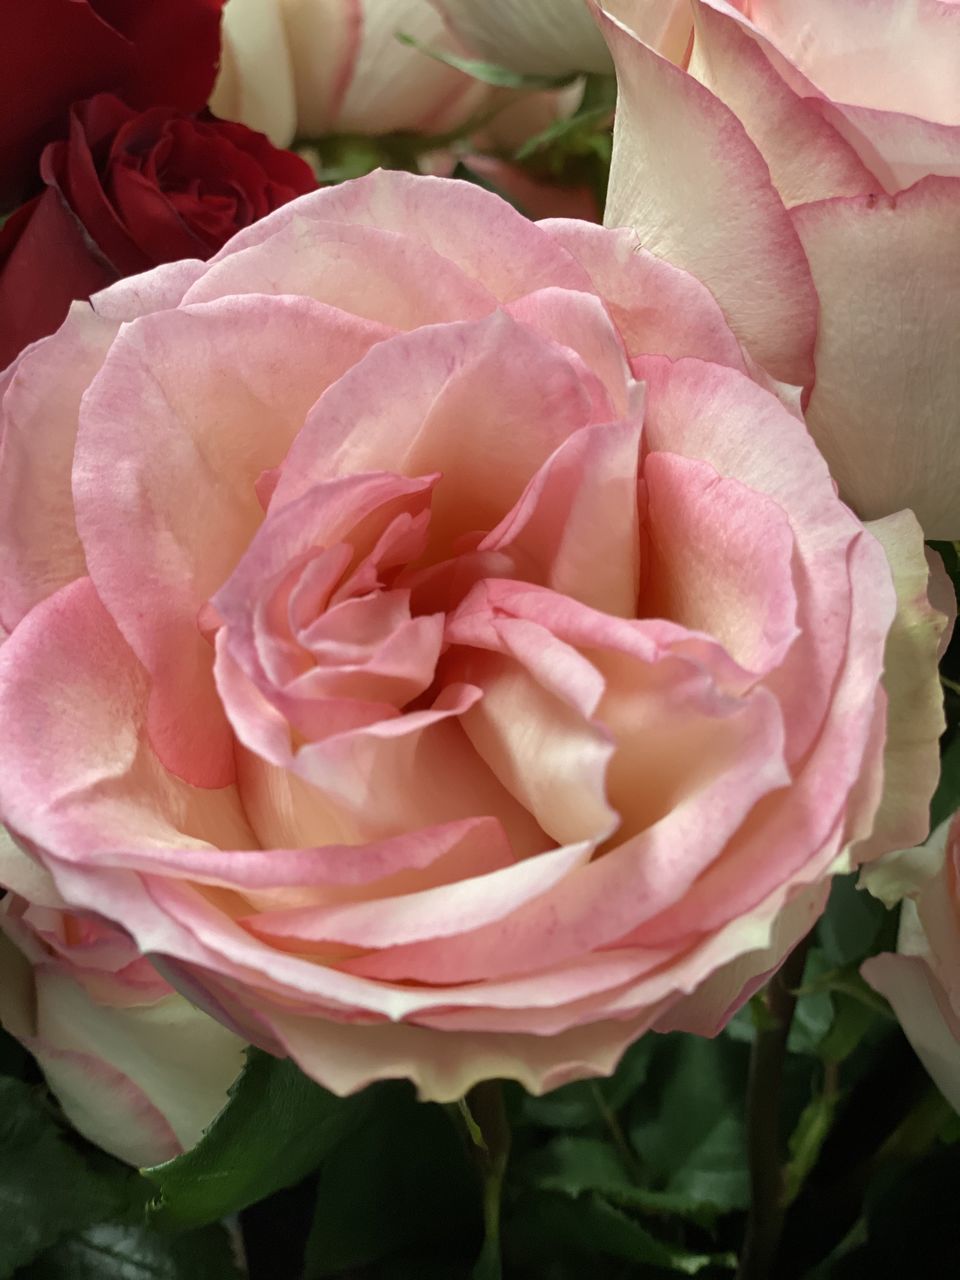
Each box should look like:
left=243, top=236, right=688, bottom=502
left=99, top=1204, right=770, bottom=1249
left=598, top=0, right=960, bottom=537
left=0, top=172, right=948, bottom=1100
left=1, top=0, right=225, bottom=206
left=0, top=93, right=316, bottom=371
left=863, top=811, right=960, bottom=1114
left=0, top=830, right=244, bottom=1165
left=211, top=0, right=490, bottom=147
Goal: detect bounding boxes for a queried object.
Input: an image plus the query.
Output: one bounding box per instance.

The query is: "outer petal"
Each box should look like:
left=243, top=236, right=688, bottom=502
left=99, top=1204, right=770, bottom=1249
left=261, top=1003, right=660, bottom=1101
left=335, top=0, right=487, bottom=136
left=793, top=177, right=960, bottom=536
left=599, top=7, right=818, bottom=387
left=0, top=950, right=245, bottom=1166
left=539, top=218, right=751, bottom=371
left=816, top=101, right=960, bottom=193
left=863, top=815, right=960, bottom=1111
left=853, top=514, right=953, bottom=862
left=731, top=0, right=960, bottom=125
left=0, top=304, right=115, bottom=633
left=209, top=0, right=297, bottom=146
left=688, top=1, right=877, bottom=205
left=863, top=950, right=960, bottom=1113
left=434, top=0, right=615, bottom=75
left=208, top=170, right=594, bottom=303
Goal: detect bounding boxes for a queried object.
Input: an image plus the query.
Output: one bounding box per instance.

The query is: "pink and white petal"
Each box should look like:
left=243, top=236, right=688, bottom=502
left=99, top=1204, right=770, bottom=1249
left=244, top=841, right=592, bottom=948
left=688, top=0, right=877, bottom=205
left=209, top=0, right=297, bottom=146
left=643, top=451, right=800, bottom=676
left=599, top=9, right=818, bottom=387
left=0, top=305, right=115, bottom=632
left=278, top=0, right=362, bottom=135
left=636, top=527, right=893, bottom=947
left=816, top=101, right=960, bottom=194
left=217, top=641, right=547, bottom=856
left=862, top=951, right=960, bottom=1113
left=214, top=470, right=438, bottom=681
left=434, top=0, right=614, bottom=75
left=183, top=218, right=497, bottom=327
left=505, top=287, right=633, bottom=415
left=89, top=259, right=208, bottom=323
left=0, top=579, right=255, bottom=885
left=354, top=667, right=788, bottom=982
left=482, top=418, right=643, bottom=618
left=75, top=296, right=388, bottom=786
left=793, top=177, right=960, bottom=537
left=445, top=620, right=618, bottom=846
left=540, top=219, right=750, bottom=371
left=88, top=818, right=513, bottom=903
left=336, top=0, right=487, bottom=135
left=654, top=879, right=829, bottom=1036
left=853, top=513, right=951, bottom=862
left=211, top=169, right=593, bottom=302
left=728, top=0, right=960, bottom=126
left=633, top=355, right=877, bottom=762
left=261, top=1003, right=660, bottom=1101
left=272, top=314, right=614, bottom=555
left=29, top=966, right=246, bottom=1165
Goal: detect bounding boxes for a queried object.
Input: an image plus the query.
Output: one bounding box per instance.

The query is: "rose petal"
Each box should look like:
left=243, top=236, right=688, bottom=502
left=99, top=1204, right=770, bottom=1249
left=599, top=7, right=818, bottom=387
left=74, top=295, right=391, bottom=785
left=793, top=176, right=960, bottom=537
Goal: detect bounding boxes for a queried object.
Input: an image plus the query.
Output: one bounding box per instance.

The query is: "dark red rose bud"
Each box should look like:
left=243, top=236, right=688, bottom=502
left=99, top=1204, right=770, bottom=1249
left=1, top=0, right=227, bottom=208
left=0, top=94, right=317, bottom=369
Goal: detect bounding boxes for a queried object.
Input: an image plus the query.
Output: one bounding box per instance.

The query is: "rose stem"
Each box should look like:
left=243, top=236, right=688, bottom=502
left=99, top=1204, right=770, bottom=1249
left=461, top=1080, right=512, bottom=1279
left=737, top=931, right=814, bottom=1280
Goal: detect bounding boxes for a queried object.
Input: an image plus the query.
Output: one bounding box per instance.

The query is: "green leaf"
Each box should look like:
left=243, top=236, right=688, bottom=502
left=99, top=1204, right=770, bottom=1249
left=817, top=991, right=888, bottom=1065
left=143, top=1049, right=377, bottom=1230
left=784, top=1090, right=841, bottom=1205
left=823, top=1144, right=960, bottom=1278
left=394, top=33, right=577, bottom=90
left=816, top=874, right=889, bottom=968
left=304, top=1084, right=480, bottom=1276
left=503, top=1191, right=734, bottom=1275
left=627, top=1035, right=751, bottom=1213
left=931, top=733, right=960, bottom=830
left=17, top=1224, right=242, bottom=1280
left=0, top=1078, right=130, bottom=1278
left=516, top=1135, right=719, bottom=1227
left=520, top=1035, right=656, bottom=1130
left=0, top=1024, right=35, bottom=1082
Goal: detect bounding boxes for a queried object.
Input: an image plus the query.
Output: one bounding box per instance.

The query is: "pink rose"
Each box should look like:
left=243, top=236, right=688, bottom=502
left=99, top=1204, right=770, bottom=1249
left=597, top=0, right=960, bottom=536
left=0, top=829, right=244, bottom=1165
left=863, top=812, right=960, bottom=1114
left=0, top=171, right=948, bottom=1100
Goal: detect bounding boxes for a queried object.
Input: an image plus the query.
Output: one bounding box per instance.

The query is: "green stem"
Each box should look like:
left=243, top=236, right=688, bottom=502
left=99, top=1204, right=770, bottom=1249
left=737, top=932, right=813, bottom=1280
left=463, top=1080, right=511, bottom=1280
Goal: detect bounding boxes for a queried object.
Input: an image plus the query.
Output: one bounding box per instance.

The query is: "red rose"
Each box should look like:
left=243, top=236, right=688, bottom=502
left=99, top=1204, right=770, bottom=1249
left=1, top=0, right=226, bottom=206
left=0, top=94, right=317, bottom=369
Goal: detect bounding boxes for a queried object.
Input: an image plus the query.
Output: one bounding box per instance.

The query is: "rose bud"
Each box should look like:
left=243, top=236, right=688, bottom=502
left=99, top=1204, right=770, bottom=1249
left=0, top=829, right=244, bottom=1166
left=863, top=810, right=960, bottom=1114
left=210, top=0, right=490, bottom=146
